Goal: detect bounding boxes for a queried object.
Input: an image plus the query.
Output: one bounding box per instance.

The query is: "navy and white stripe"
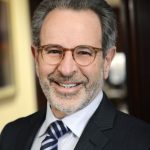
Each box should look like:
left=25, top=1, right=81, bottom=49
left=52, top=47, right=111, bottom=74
left=40, top=120, right=70, bottom=150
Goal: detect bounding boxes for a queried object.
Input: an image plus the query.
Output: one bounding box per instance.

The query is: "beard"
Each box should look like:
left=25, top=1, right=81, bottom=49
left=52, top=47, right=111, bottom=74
left=39, top=71, right=104, bottom=116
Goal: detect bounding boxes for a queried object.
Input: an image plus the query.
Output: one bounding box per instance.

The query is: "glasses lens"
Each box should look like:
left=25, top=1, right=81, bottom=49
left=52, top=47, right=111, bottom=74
left=42, top=45, right=63, bottom=65
left=74, top=46, right=95, bottom=66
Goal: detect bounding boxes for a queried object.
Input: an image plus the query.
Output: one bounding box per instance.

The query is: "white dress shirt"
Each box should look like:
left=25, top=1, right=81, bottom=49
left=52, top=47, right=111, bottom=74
left=31, top=91, right=103, bottom=150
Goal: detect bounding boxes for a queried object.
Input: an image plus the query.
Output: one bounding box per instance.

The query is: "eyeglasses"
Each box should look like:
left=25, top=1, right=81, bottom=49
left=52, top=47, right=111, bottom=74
left=38, top=44, right=103, bottom=66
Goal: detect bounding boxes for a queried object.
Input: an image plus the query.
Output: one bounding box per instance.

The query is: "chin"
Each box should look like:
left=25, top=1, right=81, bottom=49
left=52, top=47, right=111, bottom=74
left=49, top=91, right=92, bottom=115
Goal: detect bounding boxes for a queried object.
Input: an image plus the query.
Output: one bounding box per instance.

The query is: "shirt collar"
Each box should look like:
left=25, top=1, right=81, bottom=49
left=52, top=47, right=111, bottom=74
left=63, top=91, right=103, bottom=137
left=37, top=91, right=103, bottom=138
left=37, top=102, right=58, bottom=137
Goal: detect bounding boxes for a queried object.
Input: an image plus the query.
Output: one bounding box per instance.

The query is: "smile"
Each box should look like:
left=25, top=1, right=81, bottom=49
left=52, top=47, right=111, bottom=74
left=51, top=81, right=83, bottom=94
left=58, top=83, right=79, bottom=88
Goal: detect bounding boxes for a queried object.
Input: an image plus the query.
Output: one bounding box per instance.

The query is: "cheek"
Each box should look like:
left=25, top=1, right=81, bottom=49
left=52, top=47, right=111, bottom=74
left=81, top=59, right=104, bottom=82
left=36, top=60, right=56, bottom=78
left=92, top=56, right=104, bottom=76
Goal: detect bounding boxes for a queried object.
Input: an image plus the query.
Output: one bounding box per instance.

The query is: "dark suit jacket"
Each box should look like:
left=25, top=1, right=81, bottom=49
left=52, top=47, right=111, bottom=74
left=0, top=93, right=150, bottom=150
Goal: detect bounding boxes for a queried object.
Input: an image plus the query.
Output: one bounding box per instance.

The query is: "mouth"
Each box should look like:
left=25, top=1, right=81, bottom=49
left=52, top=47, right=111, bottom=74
left=55, top=81, right=82, bottom=88
left=49, top=79, right=84, bottom=95
left=48, top=75, right=87, bottom=95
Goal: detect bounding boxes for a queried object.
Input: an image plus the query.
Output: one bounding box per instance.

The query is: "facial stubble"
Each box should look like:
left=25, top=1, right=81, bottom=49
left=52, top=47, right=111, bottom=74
left=39, top=70, right=104, bottom=116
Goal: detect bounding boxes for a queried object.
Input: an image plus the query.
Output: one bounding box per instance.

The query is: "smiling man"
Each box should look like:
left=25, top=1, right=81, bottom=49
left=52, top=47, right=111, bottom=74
left=36, top=8, right=109, bottom=118
left=0, top=0, right=150, bottom=150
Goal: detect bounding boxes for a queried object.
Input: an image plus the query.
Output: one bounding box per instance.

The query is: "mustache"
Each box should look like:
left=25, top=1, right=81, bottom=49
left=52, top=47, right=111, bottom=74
left=47, top=73, right=88, bottom=84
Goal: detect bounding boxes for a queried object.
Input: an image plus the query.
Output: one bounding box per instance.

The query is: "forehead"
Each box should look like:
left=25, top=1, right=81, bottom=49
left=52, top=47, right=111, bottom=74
left=40, top=8, right=102, bottom=47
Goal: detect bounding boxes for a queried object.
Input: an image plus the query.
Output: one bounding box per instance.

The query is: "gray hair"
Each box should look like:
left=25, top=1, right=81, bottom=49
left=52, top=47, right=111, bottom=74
left=32, top=0, right=117, bottom=54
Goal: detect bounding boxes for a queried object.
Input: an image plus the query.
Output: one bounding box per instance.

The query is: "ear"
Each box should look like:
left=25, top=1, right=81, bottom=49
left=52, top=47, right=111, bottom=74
left=31, top=44, right=38, bottom=64
left=103, top=46, right=116, bottom=79
left=31, top=44, right=40, bottom=77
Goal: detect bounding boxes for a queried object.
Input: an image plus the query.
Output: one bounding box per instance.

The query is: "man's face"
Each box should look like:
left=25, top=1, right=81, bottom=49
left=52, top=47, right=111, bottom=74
left=33, top=9, right=115, bottom=118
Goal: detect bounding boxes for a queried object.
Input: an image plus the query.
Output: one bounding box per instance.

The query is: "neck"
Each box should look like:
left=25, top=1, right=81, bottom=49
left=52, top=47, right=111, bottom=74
left=51, top=107, right=67, bottom=119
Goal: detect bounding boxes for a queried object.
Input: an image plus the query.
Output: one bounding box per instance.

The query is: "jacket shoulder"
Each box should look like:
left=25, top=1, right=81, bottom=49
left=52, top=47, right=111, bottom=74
left=0, top=109, right=46, bottom=150
left=2, top=109, right=46, bottom=130
left=113, top=111, right=150, bottom=148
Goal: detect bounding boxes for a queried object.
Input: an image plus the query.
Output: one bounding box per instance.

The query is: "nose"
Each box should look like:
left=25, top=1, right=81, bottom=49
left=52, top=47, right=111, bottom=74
left=57, top=51, right=78, bottom=77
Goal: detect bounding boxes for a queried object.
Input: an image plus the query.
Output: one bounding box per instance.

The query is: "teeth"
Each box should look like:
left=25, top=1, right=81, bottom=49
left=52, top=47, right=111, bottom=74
left=59, top=83, right=77, bottom=88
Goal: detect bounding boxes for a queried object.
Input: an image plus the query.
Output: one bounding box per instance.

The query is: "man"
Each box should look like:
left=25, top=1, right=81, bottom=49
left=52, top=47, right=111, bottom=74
left=0, top=0, right=150, bottom=149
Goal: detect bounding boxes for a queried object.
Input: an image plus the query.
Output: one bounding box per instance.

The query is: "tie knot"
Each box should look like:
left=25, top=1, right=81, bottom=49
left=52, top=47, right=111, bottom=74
left=47, top=120, right=70, bottom=139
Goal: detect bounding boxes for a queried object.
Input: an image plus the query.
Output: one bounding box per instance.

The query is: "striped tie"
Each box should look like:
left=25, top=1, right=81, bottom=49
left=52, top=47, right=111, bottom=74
left=40, top=120, right=70, bottom=150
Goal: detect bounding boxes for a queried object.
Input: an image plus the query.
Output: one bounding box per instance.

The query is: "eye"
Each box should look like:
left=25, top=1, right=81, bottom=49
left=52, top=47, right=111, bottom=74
left=77, top=51, right=92, bottom=56
left=76, top=47, right=93, bottom=56
left=44, top=47, right=63, bottom=55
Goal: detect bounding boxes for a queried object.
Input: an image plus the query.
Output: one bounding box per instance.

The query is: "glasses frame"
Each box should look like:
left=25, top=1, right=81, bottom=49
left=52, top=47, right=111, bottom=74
left=38, top=44, right=103, bottom=66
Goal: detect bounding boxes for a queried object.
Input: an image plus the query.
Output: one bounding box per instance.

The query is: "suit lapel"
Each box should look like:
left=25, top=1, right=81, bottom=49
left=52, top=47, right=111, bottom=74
left=75, top=93, right=116, bottom=150
left=14, top=93, right=116, bottom=150
left=15, top=109, right=46, bottom=150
